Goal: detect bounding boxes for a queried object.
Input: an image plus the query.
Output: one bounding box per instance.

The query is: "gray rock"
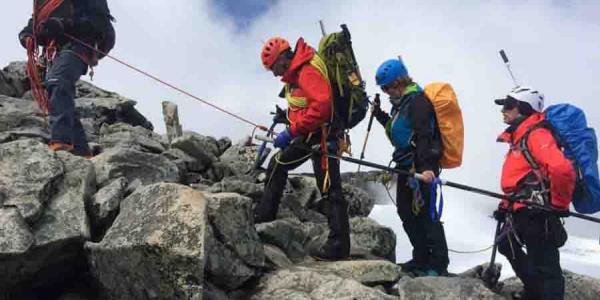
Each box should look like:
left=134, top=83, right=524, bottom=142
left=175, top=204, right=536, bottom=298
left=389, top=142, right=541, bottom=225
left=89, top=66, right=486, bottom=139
left=256, top=219, right=307, bottom=262
left=263, top=244, right=294, bottom=270
left=203, top=161, right=234, bottom=182
left=249, top=267, right=396, bottom=300
left=394, top=276, right=505, bottom=300
left=86, top=183, right=207, bottom=300
left=75, top=96, right=153, bottom=134
left=500, top=270, right=600, bottom=300
left=304, top=260, right=405, bottom=286
left=343, top=183, right=376, bottom=217
left=1, top=152, right=94, bottom=290
left=206, top=193, right=264, bottom=268
left=0, top=139, right=63, bottom=223
left=220, top=144, right=261, bottom=176
left=98, top=122, right=166, bottom=153
left=203, top=282, right=230, bottom=300
left=0, top=62, right=28, bottom=97
left=92, top=147, right=180, bottom=187
left=88, top=177, right=128, bottom=235
left=217, top=137, right=232, bottom=155
left=350, top=217, right=396, bottom=261
left=171, top=131, right=219, bottom=166
left=208, top=179, right=263, bottom=201
left=76, top=80, right=119, bottom=99
left=205, top=225, right=257, bottom=291
left=162, top=148, right=206, bottom=173
left=0, top=95, right=46, bottom=133
left=0, top=126, right=50, bottom=144
left=0, top=206, right=34, bottom=256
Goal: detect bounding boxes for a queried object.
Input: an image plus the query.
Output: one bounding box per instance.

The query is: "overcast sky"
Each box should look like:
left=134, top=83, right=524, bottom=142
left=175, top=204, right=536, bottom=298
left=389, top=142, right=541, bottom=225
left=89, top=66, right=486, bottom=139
left=2, top=0, right=599, bottom=275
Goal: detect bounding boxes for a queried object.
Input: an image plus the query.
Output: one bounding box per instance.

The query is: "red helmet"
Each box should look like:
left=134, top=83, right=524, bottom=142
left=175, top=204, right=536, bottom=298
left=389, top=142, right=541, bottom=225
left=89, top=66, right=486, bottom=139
left=261, top=37, right=290, bottom=70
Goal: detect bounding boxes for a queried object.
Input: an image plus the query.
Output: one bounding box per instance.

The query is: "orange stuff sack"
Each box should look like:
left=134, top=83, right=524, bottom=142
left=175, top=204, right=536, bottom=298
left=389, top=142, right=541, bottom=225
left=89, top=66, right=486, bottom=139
left=424, top=82, right=464, bottom=169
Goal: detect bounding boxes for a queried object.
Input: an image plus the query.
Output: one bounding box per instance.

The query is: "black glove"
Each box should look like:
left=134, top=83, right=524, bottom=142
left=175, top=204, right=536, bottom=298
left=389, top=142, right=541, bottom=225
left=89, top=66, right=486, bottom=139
left=37, top=17, right=64, bottom=41
left=493, top=207, right=508, bottom=222
left=271, top=105, right=289, bottom=125
left=371, top=94, right=382, bottom=114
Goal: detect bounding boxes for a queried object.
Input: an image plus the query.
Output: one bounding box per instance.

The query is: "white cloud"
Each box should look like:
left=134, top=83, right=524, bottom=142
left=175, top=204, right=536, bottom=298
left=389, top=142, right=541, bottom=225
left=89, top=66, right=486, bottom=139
left=2, top=0, right=599, bottom=276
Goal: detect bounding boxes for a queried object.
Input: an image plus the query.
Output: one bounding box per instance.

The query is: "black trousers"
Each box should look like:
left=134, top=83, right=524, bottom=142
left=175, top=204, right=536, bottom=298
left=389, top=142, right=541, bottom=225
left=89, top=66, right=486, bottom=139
left=46, top=50, right=90, bottom=156
left=396, top=174, right=449, bottom=272
left=254, top=135, right=350, bottom=258
left=498, top=209, right=567, bottom=300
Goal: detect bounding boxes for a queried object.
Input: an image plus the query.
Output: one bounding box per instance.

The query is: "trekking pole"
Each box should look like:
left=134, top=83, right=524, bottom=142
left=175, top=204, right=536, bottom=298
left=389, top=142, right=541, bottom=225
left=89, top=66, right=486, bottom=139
left=255, top=134, right=600, bottom=224
left=357, top=94, right=380, bottom=172
left=499, top=49, right=519, bottom=87
left=482, top=220, right=502, bottom=288
left=319, top=20, right=327, bottom=36
left=254, top=121, right=278, bottom=170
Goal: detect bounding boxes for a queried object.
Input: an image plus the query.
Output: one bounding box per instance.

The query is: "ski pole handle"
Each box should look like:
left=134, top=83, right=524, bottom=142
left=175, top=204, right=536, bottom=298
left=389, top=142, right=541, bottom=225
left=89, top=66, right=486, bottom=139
left=499, top=49, right=509, bottom=64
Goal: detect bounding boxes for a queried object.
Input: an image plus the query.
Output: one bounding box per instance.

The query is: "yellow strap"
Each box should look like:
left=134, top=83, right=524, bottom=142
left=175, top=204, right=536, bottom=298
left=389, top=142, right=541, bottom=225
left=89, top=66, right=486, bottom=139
left=285, top=84, right=308, bottom=108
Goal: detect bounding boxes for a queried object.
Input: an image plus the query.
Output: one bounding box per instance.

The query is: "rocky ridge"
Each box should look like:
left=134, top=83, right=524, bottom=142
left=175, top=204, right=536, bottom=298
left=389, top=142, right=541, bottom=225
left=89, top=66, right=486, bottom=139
left=1, top=62, right=599, bottom=300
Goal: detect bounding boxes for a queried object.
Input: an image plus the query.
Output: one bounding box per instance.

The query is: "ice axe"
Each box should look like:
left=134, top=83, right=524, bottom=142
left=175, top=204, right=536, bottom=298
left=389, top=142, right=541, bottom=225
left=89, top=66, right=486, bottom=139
left=481, top=220, right=502, bottom=289
left=357, top=93, right=380, bottom=172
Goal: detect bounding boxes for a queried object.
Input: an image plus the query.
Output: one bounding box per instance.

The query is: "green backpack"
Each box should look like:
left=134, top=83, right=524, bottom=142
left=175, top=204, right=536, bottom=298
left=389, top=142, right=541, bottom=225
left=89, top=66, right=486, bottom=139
left=317, top=24, right=368, bottom=129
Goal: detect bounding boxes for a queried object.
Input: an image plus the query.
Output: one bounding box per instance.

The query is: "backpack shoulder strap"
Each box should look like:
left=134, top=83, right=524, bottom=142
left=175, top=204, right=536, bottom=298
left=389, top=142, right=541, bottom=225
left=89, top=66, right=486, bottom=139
left=519, top=121, right=553, bottom=170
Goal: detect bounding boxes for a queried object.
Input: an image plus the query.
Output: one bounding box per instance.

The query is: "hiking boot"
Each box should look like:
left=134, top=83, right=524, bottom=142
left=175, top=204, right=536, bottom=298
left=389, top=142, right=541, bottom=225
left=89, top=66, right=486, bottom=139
left=411, top=268, right=440, bottom=277
left=307, top=236, right=350, bottom=261
left=48, top=141, right=74, bottom=152
left=398, top=259, right=425, bottom=273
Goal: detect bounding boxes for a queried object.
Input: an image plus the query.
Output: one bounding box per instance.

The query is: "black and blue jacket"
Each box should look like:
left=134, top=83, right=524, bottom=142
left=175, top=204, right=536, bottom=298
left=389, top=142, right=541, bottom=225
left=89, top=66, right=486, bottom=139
left=374, top=83, right=442, bottom=173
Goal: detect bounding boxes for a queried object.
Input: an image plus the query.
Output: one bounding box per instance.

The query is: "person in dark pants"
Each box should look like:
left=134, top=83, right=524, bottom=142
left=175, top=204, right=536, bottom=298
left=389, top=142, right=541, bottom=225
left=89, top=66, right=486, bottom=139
left=493, top=86, right=573, bottom=300
left=19, top=1, right=115, bottom=157
left=255, top=36, right=350, bottom=260
left=372, top=58, right=449, bottom=276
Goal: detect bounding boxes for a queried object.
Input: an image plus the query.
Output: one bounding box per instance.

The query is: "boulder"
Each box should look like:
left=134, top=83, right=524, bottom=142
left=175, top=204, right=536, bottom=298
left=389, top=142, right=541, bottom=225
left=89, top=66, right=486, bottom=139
left=500, top=270, right=600, bottom=300
left=92, top=147, right=180, bottom=187
left=171, top=131, right=219, bottom=166
left=88, top=177, right=128, bottom=238
left=220, top=144, right=261, bottom=176
left=208, top=179, right=264, bottom=202
left=256, top=219, right=307, bottom=262
left=249, top=267, right=397, bottom=300
left=263, top=244, right=294, bottom=270
left=0, top=95, right=45, bottom=134
left=204, top=225, right=257, bottom=291
left=0, top=139, right=63, bottom=223
left=206, top=193, right=264, bottom=268
left=393, top=276, right=505, bottom=300
left=162, top=148, right=206, bottom=173
left=343, top=183, right=376, bottom=217
left=75, top=96, right=153, bottom=134
left=0, top=62, right=28, bottom=97
left=1, top=152, right=94, bottom=291
left=86, top=183, right=207, bottom=300
left=349, top=217, right=396, bottom=261
left=304, top=260, right=405, bottom=286
left=98, top=122, right=166, bottom=153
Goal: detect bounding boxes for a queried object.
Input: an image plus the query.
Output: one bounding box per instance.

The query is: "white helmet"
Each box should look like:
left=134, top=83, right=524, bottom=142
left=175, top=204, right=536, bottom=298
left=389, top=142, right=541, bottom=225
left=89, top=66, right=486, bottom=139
left=495, top=86, right=545, bottom=112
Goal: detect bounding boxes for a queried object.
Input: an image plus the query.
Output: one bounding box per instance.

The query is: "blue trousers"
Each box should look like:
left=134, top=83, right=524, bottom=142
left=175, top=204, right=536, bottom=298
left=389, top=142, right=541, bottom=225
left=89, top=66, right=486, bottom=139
left=46, top=50, right=90, bottom=155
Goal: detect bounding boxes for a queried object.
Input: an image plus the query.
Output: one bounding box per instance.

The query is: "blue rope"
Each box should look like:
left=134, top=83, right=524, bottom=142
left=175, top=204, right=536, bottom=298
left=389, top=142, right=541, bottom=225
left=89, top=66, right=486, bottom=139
left=430, top=178, right=444, bottom=221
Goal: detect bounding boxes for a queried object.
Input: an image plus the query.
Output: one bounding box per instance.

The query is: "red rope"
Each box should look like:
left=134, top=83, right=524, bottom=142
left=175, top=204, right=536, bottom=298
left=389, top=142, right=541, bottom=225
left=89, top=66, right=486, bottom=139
left=63, top=33, right=268, bottom=132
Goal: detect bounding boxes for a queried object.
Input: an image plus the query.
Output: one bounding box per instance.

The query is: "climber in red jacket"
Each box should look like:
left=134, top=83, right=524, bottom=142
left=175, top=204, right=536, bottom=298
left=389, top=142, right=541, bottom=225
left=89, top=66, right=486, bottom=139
left=254, top=37, right=350, bottom=261
left=493, top=86, right=575, bottom=300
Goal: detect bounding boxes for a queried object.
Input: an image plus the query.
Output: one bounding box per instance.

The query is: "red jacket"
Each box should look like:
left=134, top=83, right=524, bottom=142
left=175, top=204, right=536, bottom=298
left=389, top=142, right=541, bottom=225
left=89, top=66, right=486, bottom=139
left=282, top=38, right=332, bottom=136
left=498, top=113, right=575, bottom=210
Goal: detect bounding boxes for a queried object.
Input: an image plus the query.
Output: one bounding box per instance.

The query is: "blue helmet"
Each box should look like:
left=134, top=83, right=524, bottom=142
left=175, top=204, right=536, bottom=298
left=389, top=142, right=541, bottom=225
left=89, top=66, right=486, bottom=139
left=375, top=59, right=408, bottom=87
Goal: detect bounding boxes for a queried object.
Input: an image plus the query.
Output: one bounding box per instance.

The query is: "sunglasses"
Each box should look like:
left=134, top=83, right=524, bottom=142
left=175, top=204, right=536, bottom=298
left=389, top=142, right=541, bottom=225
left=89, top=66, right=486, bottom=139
left=502, top=99, right=518, bottom=112
left=382, top=80, right=402, bottom=92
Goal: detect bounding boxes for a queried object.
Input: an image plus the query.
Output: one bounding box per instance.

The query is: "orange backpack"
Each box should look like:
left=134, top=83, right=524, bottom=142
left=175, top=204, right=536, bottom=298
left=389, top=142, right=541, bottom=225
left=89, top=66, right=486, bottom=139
left=424, top=82, right=464, bottom=169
